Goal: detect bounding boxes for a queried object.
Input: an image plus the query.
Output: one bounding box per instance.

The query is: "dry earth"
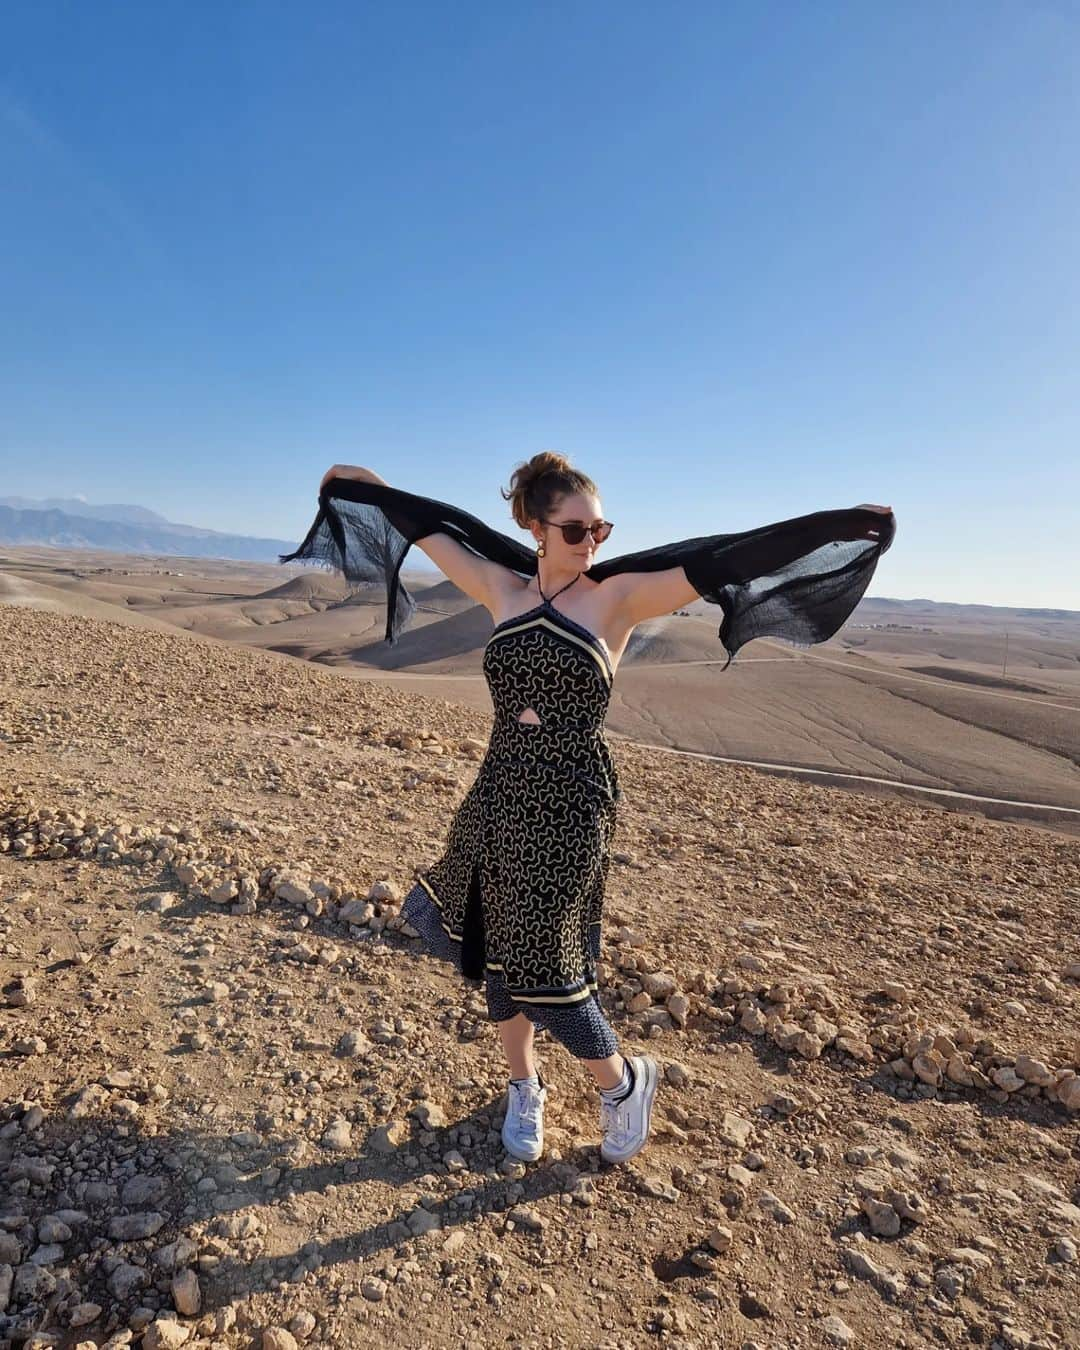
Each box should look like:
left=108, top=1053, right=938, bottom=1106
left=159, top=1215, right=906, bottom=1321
left=1, top=548, right=1077, bottom=826
left=1, top=603, right=1079, bottom=1350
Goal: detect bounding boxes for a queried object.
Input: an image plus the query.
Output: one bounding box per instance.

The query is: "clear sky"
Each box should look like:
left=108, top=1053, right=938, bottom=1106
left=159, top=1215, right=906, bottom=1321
left=2, top=2, right=1077, bottom=608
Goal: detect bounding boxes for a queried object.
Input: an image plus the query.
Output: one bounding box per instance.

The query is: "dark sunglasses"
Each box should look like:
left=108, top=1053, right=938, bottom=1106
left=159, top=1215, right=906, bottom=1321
left=539, top=517, right=614, bottom=545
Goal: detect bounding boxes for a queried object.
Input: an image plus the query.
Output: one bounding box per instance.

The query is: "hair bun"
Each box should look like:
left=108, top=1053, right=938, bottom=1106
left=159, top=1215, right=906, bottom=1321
left=500, top=451, right=597, bottom=531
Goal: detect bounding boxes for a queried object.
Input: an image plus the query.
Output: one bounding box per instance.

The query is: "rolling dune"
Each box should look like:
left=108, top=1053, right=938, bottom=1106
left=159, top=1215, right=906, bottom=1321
left=1, top=546, right=1077, bottom=830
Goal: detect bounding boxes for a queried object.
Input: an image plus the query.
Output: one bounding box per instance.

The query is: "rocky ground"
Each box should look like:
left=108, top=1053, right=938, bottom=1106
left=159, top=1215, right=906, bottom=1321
left=0, top=602, right=1078, bottom=1350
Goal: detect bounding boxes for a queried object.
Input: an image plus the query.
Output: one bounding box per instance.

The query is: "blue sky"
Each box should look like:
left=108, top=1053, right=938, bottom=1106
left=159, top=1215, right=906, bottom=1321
left=2, top=2, right=1077, bottom=607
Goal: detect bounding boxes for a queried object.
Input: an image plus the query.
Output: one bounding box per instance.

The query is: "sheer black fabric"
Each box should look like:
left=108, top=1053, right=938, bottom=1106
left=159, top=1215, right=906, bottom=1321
left=279, top=479, right=896, bottom=668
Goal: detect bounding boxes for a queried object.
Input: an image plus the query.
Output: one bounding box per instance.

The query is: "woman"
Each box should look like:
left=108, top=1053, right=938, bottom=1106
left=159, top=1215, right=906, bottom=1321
left=284, top=452, right=894, bottom=1166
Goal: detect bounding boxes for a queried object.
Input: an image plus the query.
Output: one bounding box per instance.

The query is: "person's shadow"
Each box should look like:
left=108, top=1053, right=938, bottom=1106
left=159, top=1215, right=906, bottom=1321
left=203, top=1092, right=597, bottom=1296
left=0, top=1093, right=622, bottom=1338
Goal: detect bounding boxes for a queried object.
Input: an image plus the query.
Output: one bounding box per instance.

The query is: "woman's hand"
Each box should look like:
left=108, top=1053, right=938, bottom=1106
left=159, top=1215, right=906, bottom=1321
left=319, top=464, right=389, bottom=494
left=850, top=504, right=894, bottom=541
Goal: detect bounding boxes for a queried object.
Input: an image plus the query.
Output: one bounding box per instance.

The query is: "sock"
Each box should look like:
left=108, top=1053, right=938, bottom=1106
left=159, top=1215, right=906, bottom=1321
left=510, top=1072, right=540, bottom=1088
left=600, top=1058, right=635, bottom=1104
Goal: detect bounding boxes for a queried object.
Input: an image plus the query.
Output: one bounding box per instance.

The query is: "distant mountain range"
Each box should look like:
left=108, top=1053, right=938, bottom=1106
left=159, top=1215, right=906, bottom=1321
left=0, top=495, right=302, bottom=564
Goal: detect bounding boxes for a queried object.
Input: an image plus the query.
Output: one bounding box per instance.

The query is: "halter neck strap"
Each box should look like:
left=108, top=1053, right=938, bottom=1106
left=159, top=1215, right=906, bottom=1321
left=536, top=572, right=580, bottom=605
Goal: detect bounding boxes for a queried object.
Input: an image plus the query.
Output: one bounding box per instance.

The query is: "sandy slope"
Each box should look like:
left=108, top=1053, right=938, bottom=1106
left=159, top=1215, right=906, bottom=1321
left=1, top=601, right=1079, bottom=1349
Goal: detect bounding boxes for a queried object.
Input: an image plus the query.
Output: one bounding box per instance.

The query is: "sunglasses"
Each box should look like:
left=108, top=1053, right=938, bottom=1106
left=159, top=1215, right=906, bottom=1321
left=539, top=517, right=614, bottom=546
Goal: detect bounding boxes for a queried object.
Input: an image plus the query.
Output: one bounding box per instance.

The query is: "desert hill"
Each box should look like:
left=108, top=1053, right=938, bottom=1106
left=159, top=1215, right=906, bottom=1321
left=250, top=575, right=355, bottom=605
left=0, top=598, right=1078, bottom=1348
left=1, top=547, right=1077, bottom=830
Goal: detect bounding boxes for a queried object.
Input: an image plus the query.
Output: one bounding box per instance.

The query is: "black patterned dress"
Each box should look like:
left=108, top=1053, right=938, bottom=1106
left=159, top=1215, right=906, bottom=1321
left=401, top=577, right=623, bottom=1059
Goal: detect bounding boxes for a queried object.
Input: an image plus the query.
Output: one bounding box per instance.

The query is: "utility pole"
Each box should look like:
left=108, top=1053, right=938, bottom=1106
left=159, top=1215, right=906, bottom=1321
left=1002, top=629, right=1009, bottom=678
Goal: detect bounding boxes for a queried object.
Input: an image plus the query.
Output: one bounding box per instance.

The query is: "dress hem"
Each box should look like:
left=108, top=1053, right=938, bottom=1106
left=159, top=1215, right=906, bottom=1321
left=402, top=877, right=603, bottom=1008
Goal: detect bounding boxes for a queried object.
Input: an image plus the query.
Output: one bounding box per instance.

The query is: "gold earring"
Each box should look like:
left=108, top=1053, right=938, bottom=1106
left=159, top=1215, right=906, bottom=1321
left=536, top=540, right=545, bottom=557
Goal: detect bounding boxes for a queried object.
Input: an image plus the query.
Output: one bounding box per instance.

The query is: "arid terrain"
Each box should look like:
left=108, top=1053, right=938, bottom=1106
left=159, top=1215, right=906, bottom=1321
left=1, top=552, right=1079, bottom=1349
left=1, top=546, right=1077, bottom=831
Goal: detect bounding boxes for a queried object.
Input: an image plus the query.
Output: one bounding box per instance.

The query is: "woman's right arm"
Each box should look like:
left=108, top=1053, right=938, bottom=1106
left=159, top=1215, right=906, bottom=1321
left=319, top=464, right=514, bottom=618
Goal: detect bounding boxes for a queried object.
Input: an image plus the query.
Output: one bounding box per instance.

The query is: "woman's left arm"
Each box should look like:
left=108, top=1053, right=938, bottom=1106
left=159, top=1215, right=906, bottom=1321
left=608, top=565, right=702, bottom=628
left=607, top=504, right=894, bottom=627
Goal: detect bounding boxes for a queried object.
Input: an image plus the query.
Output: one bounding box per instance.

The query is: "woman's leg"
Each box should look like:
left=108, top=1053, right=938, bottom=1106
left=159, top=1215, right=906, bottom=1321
left=582, top=1052, right=625, bottom=1091
left=486, top=971, right=540, bottom=1080
left=498, top=1012, right=537, bottom=1080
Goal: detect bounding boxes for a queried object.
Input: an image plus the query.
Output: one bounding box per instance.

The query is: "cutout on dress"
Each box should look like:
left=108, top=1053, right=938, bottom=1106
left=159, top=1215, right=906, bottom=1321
left=517, top=707, right=541, bottom=725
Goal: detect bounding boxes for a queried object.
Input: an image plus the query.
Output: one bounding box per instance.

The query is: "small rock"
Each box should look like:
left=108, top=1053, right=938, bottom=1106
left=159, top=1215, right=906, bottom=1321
left=321, top=1117, right=352, bottom=1151
left=706, top=1225, right=732, bottom=1253
left=862, top=1197, right=901, bottom=1237
left=68, top=1303, right=102, bottom=1327
left=336, top=1029, right=371, bottom=1057
left=37, top=1216, right=72, bottom=1243
left=1057, top=1076, right=1080, bottom=1112
left=370, top=1120, right=409, bottom=1153
left=507, top=1204, right=544, bottom=1233
left=409, top=1100, right=448, bottom=1129
left=289, top=1311, right=318, bottom=1340
left=641, top=972, right=677, bottom=999
left=262, top=1329, right=299, bottom=1350
left=757, top=1190, right=796, bottom=1224
left=821, top=1313, right=855, bottom=1346
left=109, top=1212, right=165, bottom=1240
left=720, top=1112, right=754, bottom=1148
left=142, top=1321, right=190, bottom=1350
left=639, top=1176, right=680, bottom=1203
left=171, top=1267, right=201, bottom=1315
left=107, top=1262, right=146, bottom=1300
left=407, top=1206, right=441, bottom=1236
left=1015, top=1054, right=1054, bottom=1087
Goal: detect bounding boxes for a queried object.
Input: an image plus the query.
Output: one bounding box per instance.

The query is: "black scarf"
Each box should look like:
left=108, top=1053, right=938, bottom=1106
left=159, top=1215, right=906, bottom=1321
left=279, top=479, right=895, bottom=669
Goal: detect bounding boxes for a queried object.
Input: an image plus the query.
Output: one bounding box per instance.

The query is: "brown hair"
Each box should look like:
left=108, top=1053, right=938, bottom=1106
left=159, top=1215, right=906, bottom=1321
left=500, top=451, right=598, bottom=532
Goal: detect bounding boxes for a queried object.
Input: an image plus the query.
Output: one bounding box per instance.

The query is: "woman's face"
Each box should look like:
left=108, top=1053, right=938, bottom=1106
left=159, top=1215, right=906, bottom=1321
left=534, top=491, right=605, bottom=570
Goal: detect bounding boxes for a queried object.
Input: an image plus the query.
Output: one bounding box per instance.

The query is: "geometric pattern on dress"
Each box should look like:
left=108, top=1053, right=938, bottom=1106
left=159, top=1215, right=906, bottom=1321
left=403, top=599, right=623, bottom=1009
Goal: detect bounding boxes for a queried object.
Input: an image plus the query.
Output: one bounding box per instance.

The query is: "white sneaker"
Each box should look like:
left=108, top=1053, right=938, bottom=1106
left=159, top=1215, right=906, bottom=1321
left=501, top=1075, right=546, bottom=1162
left=599, top=1055, right=658, bottom=1164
